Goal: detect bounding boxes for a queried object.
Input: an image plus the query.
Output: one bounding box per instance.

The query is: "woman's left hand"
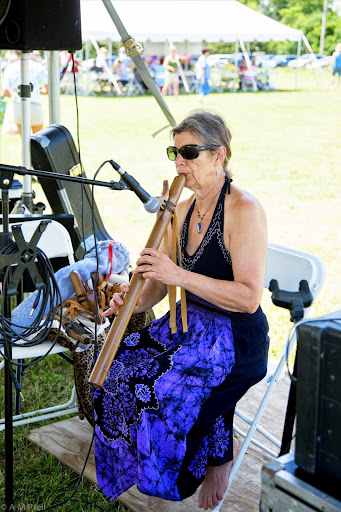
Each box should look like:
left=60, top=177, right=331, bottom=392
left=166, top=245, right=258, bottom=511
left=133, top=247, right=182, bottom=287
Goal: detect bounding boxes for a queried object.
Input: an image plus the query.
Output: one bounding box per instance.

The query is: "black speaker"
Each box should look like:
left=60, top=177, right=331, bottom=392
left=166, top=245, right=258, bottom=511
left=295, top=315, right=341, bottom=479
left=0, top=0, right=82, bottom=51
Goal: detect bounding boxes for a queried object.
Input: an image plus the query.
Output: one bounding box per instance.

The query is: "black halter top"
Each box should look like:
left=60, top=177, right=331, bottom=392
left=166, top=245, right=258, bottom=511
left=180, top=178, right=234, bottom=281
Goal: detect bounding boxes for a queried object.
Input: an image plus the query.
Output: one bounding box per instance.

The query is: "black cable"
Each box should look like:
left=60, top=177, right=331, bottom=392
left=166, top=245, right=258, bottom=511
left=71, top=53, right=87, bottom=258
left=33, top=55, right=117, bottom=512
left=0, top=244, right=63, bottom=390
left=34, top=154, right=114, bottom=510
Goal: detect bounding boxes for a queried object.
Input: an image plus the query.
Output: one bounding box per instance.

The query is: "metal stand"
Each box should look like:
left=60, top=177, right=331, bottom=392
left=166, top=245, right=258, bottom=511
left=20, top=51, right=34, bottom=212
left=279, top=358, right=298, bottom=456
left=0, top=162, right=127, bottom=193
left=0, top=161, right=131, bottom=509
left=269, top=278, right=314, bottom=457
left=1, top=180, right=14, bottom=511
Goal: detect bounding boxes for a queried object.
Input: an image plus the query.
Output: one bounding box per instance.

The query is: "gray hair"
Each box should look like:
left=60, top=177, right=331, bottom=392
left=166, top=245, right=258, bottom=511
left=171, top=110, right=232, bottom=176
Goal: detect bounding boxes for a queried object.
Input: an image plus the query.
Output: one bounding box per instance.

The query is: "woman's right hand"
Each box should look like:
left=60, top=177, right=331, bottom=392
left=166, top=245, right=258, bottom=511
left=102, top=283, right=130, bottom=317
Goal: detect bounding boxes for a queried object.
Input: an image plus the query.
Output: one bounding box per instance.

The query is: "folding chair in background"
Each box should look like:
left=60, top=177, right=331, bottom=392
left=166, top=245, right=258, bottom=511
left=0, top=219, right=78, bottom=430
left=212, top=242, right=325, bottom=512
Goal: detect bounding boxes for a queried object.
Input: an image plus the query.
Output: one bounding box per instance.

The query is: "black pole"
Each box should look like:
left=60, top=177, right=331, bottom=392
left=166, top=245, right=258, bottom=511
left=1, top=189, right=14, bottom=510
left=4, top=343, right=14, bottom=511
left=0, top=162, right=126, bottom=509
left=279, top=357, right=298, bottom=456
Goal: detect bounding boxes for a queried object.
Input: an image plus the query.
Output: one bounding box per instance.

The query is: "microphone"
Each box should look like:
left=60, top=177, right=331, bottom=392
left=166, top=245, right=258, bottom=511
left=110, top=160, right=160, bottom=213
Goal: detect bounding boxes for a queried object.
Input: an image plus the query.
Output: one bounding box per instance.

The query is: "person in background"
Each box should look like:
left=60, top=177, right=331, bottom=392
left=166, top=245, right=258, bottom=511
left=162, top=45, right=180, bottom=96
left=329, top=43, right=341, bottom=88
left=59, top=50, right=69, bottom=79
left=95, top=110, right=269, bottom=510
left=238, top=56, right=247, bottom=91
left=95, top=46, right=108, bottom=72
left=196, top=47, right=211, bottom=102
left=113, top=46, right=131, bottom=96
left=2, top=50, right=48, bottom=135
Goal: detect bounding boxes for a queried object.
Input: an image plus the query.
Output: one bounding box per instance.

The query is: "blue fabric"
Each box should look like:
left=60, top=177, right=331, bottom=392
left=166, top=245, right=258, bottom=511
left=199, top=80, right=210, bottom=96
left=335, top=53, right=341, bottom=67
left=11, top=240, right=130, bottom=330
left=94, top=300, right=236, bottom=501
left=94, top=296, right=269, bottom=501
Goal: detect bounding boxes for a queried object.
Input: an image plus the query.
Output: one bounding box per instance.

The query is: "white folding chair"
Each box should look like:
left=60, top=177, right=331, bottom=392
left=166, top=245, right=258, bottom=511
left=0, top=219, right=78, bottom=430
left=212, top=242, right=325, bottom=511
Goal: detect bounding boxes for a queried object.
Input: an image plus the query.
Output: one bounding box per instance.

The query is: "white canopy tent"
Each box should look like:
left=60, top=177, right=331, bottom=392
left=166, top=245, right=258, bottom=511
left=80, top=0, right=312, bottom=91
left=21, top=0, right=312, bottom=207
left=80, top=0, right=304, bottom=46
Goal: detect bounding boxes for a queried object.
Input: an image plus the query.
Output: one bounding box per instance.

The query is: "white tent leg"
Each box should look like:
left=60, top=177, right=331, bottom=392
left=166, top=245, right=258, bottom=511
left=295, top=37, right=302, bottom=90
left=90, top=37, right=122, bottom=95
left=48, top=51, right=60, bottom=125
left=238, top=38, right=257, bottom=92
left=233, top=40, right=239, bottom=92
left=20, top=51, right=33, bottom=211
left=167, top=38, right=190, bottom=93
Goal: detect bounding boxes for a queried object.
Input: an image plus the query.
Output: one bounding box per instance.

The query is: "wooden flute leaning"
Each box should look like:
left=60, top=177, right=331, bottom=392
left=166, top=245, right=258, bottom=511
left=89, top=174, right=186, bottom=388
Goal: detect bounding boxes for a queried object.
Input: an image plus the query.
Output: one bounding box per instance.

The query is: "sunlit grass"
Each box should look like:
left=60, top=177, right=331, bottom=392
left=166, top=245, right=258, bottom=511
left=1, top=65, right=340, bottom=509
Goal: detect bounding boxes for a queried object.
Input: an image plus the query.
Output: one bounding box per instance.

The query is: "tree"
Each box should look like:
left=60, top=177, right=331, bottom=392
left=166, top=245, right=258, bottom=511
left=238, top=0, right=341, bottom=55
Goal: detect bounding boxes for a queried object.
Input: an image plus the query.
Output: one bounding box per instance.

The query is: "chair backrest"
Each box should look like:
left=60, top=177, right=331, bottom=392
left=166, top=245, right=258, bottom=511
left=14, top=219, right=75, bottom=265
left=265, top=242, right=325, bottom=312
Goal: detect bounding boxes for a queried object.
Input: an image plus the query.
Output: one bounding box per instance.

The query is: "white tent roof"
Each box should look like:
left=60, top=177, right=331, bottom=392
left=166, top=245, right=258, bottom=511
left=81, top=0, right=303, bottom=44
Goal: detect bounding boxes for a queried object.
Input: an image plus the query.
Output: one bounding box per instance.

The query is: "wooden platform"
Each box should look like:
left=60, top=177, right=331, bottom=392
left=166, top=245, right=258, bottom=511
left=28, top=375, right=291, bottom=512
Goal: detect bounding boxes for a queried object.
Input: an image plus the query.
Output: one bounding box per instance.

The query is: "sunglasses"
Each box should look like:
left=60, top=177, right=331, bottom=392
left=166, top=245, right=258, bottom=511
left=166, top=144, right=217, bottom=161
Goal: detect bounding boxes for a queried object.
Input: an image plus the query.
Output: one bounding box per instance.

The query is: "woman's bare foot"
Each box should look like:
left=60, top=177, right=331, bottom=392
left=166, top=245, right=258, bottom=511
left=198, top=437, right=239, bottom=510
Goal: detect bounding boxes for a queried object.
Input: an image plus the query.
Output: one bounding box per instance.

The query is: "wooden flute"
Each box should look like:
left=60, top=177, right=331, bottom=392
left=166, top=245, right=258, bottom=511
left=89, top=174, right=186, bottom=388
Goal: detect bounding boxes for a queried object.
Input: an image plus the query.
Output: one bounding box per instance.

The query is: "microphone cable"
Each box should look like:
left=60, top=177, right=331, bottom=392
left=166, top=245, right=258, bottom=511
left=0, top=241, right=63, bottom=393
left=35, top=56, right=125, bottom=511
left=35, top=160, right=116, bottom=512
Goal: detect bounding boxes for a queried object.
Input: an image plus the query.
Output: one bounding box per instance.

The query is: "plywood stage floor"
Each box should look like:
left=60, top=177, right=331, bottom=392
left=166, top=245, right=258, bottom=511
left=28, top=374, right=291, bottom=512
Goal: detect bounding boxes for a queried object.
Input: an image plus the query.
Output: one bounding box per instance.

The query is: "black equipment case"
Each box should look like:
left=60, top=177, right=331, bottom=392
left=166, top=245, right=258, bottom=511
left=295, top=316, right=341, bottom=479
left=31, top=125, right=111, bottom=260
left=260, top=453, right=341, bottom=512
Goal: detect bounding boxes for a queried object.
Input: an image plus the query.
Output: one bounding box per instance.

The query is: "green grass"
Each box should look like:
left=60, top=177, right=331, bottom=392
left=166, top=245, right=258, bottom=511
left=1, top=66, right=340, bottom=509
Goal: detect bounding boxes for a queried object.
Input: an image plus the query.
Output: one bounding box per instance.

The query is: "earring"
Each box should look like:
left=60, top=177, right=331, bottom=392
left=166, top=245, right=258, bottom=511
left=215, top=168, right=217, bottom=176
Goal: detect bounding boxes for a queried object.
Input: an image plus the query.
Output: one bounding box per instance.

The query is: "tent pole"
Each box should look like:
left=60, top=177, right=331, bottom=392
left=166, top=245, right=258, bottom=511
left=20, top=51, right=33, bottom=211
left=167, top=38, right=190, bottom=93
left=48, top=51, right=60, bottom=125
left=295, top=37, right=302, bottom=90
left=101, top=0, right=176, bottom=129
left=233, top=40, right=239, bottom=92
left=239, top=38, right=257, bottom=92
left=90, top=37, right=121, bottom=95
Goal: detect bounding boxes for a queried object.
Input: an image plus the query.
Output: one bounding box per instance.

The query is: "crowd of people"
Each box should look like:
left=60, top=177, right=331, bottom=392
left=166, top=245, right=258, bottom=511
left=1, top=41, right=340, bottom=134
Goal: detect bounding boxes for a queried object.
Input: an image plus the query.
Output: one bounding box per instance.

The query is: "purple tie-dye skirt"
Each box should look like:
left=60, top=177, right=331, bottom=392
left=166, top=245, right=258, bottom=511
left=94, top=293, right=269, bottom=501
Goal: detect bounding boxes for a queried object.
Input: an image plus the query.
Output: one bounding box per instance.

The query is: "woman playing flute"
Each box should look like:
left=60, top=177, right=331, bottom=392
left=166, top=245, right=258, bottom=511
left=94, top=110, right=269, bottom=510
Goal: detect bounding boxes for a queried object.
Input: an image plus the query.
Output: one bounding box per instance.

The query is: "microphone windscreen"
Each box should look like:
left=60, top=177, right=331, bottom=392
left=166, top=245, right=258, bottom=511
left=144, top=196, right=161, bottom=213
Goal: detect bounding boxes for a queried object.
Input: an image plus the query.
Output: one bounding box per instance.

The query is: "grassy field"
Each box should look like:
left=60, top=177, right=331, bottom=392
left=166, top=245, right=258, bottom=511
left=0, top=66, right=340, bottom=510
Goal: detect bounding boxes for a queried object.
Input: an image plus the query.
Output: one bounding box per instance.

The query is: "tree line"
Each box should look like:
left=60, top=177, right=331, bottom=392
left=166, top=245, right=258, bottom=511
left=210, top=0, right=341, bottom=56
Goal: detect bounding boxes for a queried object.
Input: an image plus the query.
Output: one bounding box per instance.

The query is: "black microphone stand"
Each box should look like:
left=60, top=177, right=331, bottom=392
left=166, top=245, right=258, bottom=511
left=0, top=170, right=15, bottom=511
left=0, top=162, right=129, bottom=193
left=0, top=162, right=129, bottom=510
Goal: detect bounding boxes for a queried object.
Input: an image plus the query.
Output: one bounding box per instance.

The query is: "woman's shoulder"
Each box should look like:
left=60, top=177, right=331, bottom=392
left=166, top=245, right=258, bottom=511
left=226, top=185, right=266, bottom=222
